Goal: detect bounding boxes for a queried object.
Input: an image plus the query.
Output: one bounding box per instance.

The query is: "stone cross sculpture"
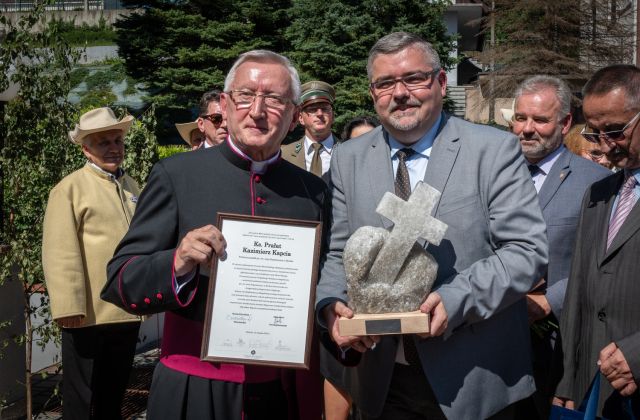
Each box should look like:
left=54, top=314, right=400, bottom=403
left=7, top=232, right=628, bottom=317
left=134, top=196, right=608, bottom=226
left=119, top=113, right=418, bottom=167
left=343, top=182, right=448, bottom=314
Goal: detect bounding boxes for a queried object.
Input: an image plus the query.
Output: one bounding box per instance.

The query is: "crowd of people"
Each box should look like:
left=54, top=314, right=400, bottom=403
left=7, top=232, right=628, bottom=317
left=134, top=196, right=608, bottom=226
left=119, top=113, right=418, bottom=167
left=41, top=30, right=640, bottom=420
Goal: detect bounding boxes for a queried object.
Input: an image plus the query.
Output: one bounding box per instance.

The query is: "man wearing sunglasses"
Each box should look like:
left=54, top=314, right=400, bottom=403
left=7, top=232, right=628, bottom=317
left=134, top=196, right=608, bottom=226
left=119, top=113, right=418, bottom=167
left=509, top=76, right=609, bottom=420
left=103, top=50, right=328, bottom=419
left=554, top=65, right=640, bottom=418
left=196, top=89, right=228, bottom=147
left=316, top=31, right=548, bottom=420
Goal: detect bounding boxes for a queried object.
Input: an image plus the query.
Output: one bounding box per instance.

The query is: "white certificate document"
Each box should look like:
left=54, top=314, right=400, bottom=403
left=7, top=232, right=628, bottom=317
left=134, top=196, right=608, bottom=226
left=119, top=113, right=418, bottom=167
left=201, top=213, right=321, bottom=369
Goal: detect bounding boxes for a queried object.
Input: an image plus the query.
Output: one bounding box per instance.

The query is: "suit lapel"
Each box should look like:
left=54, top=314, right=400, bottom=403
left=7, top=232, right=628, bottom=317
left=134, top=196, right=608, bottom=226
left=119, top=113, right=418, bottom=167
left=368, top=131, right=395, bottom=229
left=537, top=149, right=572, bottom=210
left=603, top=172, right=640, bottom=258
left=597, top=172, right=624, bottom=264
left=424, top=115, right=460, bottom=213
left=288, top=138, right=306, bottom=170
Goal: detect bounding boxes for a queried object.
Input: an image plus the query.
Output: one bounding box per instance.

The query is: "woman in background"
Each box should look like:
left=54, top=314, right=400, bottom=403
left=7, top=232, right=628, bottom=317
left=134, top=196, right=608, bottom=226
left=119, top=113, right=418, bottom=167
left=341, top=116, right=379, bottom=141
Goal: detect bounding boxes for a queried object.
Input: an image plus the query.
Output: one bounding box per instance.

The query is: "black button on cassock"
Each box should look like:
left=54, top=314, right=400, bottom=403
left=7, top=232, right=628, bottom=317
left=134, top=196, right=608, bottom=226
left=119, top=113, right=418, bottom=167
left=597, top=310, right=606, bottom=321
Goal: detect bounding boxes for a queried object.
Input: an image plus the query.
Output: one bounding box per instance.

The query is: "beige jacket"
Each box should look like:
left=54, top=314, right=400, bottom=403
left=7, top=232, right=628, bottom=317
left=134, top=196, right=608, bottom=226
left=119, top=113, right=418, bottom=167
left=42, top=163, right=141, bottom=327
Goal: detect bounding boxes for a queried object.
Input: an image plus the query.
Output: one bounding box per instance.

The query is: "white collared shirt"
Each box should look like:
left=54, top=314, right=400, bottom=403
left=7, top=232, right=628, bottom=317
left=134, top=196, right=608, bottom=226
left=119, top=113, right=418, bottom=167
left=527, top=146, right=564, bottom=192
left=304, top=134, right=334, bottom=175
left=386, top=114, right=442, bottom=365
left=387, top=113, right=443, bottom=193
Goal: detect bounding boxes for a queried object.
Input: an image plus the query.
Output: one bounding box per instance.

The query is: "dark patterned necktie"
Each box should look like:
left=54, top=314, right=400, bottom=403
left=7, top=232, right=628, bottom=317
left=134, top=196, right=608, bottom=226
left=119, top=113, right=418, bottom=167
left=394, top=147, right=422, bottom=367
left=528, top=164, right=540, bottom=177
left=395, top=148, right=415, bottom=200
left=310, top=142, right=323, bottom=176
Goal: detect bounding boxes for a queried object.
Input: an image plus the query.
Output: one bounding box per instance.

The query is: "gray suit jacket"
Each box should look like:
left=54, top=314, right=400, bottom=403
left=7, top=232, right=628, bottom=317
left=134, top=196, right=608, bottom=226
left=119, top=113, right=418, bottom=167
left=537, top=148, right=610, bottom=317
left=316, top=114, right=548, bottom=419
left=557, top=170, right=640, bottom=414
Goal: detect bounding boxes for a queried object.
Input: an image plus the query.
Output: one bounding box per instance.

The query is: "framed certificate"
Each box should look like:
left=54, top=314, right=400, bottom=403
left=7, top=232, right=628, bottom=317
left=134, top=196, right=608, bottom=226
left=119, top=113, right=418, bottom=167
left=201, top=213, right=322, bottom=369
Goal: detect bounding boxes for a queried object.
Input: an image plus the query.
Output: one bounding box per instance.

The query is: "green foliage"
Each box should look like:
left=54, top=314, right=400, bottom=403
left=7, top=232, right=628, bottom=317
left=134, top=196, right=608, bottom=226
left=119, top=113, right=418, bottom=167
left=285, top=0, right=456, bottom=133
left=48, top=18, right=117, bottom=47
left=0, top=1, right=82, bottom=409
left=77, top=89, right=118, bottom=109
left=122, top=105, right=160, bottom=187
left=158, top=144, right=189, bottom=160
left=114, top=0, right=456, bottom=139
left=115, top=1, right=291, bottom=140
left=0, top=2, right=158, bottom=409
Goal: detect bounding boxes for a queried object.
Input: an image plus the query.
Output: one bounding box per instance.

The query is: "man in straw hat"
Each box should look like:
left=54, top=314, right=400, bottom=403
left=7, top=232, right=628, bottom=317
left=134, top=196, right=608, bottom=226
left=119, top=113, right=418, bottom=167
left=176, top=120, right=205, bottom=150
left=42, top=107, right=141, bottom=420
left=282, top=80, right=337, bottom=180
left=103, top=50, right=328, bottom=419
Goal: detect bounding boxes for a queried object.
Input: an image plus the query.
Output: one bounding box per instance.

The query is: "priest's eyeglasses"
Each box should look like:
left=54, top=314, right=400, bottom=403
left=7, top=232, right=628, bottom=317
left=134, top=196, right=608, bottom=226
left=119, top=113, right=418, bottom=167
left=581, top=110, right=640, bottom=143
left=228, top=90, right=291, bottom=110
left=370, top=68, right=440, bottom=96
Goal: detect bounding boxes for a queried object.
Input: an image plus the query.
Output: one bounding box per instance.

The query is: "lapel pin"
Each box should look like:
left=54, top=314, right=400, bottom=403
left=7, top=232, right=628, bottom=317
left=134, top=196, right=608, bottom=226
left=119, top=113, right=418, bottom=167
left=295, top=142, right=302, bottom=153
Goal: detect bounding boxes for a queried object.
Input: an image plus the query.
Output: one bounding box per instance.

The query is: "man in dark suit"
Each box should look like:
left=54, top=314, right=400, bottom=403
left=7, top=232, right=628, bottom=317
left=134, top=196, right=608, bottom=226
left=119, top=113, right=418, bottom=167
left=102, top=50, right=327, bottom=419
left=554, top=64, right=640, bottom=418
left=317, top=31, right=548, bottom=420
left=509, top=75, right=610, bottom=419
left=281, top=81, right=337, bottom=178
left=196, top=89, right=228, bottom=147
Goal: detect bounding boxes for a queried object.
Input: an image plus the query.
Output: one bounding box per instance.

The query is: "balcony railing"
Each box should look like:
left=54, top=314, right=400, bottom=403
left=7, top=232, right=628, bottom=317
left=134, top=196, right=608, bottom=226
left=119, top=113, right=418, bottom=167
left=0, top=0, right=123, bottom=12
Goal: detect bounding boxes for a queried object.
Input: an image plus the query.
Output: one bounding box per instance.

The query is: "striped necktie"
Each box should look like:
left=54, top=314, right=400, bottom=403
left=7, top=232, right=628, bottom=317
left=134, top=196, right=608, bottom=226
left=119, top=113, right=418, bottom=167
left=607, top=173, right=638, bottom=250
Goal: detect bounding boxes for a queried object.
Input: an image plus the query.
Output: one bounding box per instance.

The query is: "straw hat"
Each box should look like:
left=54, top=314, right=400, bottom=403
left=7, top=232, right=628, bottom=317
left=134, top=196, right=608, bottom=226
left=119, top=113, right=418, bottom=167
left=500, top=99, right=515, bottom=124
left=68, top=107, right=134, bottom=145
left=175, top=121, right=200, bottom=147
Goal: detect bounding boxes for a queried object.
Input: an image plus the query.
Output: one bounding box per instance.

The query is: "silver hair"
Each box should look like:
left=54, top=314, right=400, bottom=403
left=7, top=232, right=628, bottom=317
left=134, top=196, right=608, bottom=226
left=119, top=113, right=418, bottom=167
left=514, top=75, right=572, bottom=119
left=367, top=32, right=441, bottom=81
left=224, top=50, right=301, bottom=105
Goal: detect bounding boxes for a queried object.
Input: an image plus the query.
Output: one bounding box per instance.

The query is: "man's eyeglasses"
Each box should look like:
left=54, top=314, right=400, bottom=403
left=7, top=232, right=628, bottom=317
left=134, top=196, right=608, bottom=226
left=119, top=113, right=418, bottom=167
left=303, top=104, right=333, bottom=114
left=228, top=90, right=291, bottom=110
left=581, top=110, right=640, bottom=143
left=369, top=68, right=440, bottom=96
left=201, top=113, right=223, bottom=125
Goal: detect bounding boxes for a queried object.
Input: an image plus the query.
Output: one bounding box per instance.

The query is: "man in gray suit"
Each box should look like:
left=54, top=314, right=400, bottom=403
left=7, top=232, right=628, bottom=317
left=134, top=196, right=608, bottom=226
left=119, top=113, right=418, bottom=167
left=316, top=31, right=548, bottom=420
left=510, top=75, right=610, bottom=419
left=554, top=65, right=640, bottom=418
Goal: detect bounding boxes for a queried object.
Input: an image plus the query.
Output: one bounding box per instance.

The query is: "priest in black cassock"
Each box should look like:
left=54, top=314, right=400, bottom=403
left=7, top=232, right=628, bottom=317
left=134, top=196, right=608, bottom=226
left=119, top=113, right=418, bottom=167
left=102, top=50, right=328, bottom=420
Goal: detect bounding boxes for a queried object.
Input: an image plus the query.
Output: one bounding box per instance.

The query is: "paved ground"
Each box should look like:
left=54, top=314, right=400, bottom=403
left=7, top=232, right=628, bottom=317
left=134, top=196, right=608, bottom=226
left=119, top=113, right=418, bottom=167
left=2, top=348, right=158, bottom=420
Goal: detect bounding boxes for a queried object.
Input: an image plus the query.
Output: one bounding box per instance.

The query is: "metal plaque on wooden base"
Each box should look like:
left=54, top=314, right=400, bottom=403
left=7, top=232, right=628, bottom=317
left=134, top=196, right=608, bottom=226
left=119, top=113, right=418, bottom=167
left=338, top=310, right=429, bottom=336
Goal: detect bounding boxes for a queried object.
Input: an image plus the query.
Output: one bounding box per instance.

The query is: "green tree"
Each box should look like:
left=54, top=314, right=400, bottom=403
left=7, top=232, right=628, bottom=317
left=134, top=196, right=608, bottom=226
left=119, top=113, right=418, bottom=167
left=285, top=0, right=457, bottom=131
left=0, top=4, right=82, bottom=416
left=0, top=3, right=158, bottom=414
left=115, top=0, right=291, bottom=142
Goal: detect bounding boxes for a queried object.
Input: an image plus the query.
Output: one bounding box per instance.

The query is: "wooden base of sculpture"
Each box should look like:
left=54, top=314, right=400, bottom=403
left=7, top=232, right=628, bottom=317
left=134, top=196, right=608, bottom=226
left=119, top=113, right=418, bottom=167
left=339, top=310, right=429, bottom=336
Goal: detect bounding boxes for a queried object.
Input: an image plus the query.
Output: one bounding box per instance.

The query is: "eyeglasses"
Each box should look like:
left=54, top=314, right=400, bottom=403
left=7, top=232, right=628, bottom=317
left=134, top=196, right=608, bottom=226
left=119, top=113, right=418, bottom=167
left=302, top=104, right=333, bottom=114
left=369, top=69, right=440, bottom=96
left=228, top=90, right=291, bottom=110
left=201, top=113, right=223, bottom=125
left=581, top=110, right=640, bottom=143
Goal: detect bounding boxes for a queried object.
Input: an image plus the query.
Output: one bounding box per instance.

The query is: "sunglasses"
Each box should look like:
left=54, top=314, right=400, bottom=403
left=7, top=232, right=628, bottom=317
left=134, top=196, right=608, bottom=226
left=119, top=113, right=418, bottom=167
left=201, top=113, right=223, bottom=125
left=581, top=111, right=640, bottom=143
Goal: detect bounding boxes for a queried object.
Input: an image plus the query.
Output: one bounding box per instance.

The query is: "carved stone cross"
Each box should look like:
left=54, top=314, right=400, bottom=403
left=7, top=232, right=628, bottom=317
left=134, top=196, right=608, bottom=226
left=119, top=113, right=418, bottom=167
left=367, top=182, right=447, bottom=284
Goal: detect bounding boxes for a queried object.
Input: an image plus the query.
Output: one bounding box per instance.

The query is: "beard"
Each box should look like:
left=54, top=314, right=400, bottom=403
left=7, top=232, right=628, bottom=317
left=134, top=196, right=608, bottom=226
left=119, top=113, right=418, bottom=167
left=520, top=132, right=563, bottom=162
left=386, top=98, right=423, bottom=132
